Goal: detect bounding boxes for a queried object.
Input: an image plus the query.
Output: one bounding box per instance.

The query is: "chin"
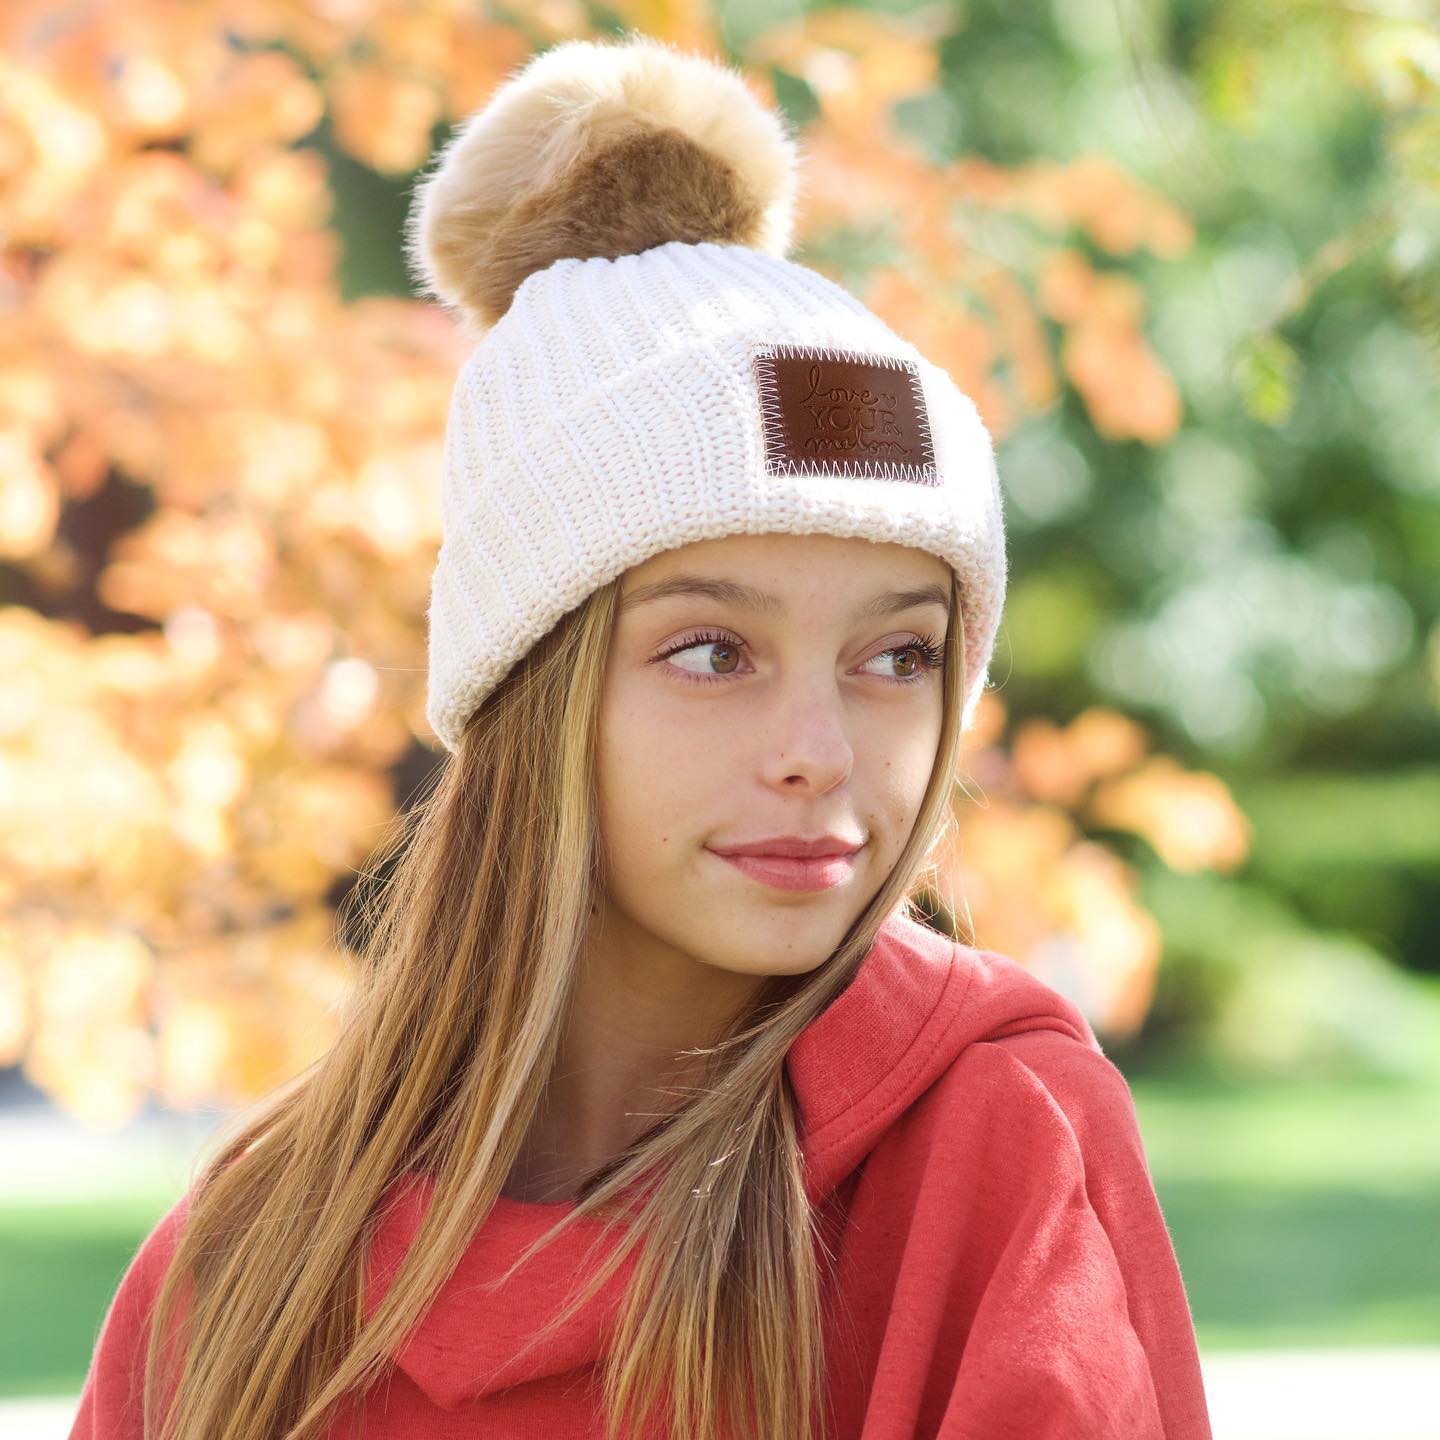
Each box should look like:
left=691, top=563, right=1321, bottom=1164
left=691, top=919, right=851, bottom=979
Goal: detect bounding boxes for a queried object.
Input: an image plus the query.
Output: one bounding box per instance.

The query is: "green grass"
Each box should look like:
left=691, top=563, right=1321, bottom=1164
left=1, top=1190, right=183, bottom=1397
left=7, top=1074, right=1440, bottom=1398
left=2, top=1119, right=208, bottom=1400
left=1131, top=1073, right=1440, bottom=1351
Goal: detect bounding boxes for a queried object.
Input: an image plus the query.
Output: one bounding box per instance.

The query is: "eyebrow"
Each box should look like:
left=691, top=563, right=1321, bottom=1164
left=618, top=573, right=953, bottom=621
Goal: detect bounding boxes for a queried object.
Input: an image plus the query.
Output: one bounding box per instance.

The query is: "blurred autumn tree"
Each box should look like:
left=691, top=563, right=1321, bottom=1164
left=2, top=0, right=1436, bottom=1129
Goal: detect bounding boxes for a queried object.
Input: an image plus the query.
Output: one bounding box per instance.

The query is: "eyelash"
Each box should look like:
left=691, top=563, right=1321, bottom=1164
left=652, top=629, right=947, bottom=687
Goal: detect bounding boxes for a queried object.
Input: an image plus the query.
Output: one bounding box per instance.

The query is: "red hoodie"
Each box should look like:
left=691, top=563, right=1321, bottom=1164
left=71, top=910, right=1214, bottom=1439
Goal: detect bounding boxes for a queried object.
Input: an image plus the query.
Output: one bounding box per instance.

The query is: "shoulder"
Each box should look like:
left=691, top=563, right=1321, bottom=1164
left=98, top=1187, right=195, bottom=1335
left=926, top=1022, right=1150, bottom=1182
left=71, top=1189, right=197, bottom=1437
left=982, top=1026, right=1138, bottom=1119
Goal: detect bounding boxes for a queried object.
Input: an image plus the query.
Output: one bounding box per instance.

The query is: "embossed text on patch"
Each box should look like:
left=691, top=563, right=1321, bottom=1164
left=751, top=342, right=939, bottom=485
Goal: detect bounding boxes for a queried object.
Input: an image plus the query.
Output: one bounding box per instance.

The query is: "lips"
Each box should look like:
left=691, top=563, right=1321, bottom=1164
left=707, top=845, right=863, bottom=893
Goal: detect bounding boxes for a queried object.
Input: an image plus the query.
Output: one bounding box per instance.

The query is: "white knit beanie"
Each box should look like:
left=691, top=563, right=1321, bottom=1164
left=406, top=32, right=1008, bottom=756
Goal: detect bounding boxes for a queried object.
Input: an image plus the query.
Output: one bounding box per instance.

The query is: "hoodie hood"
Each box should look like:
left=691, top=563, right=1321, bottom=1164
left=361, top=908, right=1098, bottom=1411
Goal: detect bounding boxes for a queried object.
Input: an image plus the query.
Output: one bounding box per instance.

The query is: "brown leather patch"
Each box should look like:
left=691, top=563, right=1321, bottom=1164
left=751, top=343, right=938, bottom=485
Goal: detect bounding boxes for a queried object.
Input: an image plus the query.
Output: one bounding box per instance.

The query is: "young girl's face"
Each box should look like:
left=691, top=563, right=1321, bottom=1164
left=594, top=531, right=952, bottom=983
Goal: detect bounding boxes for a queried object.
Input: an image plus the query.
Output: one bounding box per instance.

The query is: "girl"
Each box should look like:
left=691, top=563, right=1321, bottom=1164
left=70, top=31, right=1213, bottom=1440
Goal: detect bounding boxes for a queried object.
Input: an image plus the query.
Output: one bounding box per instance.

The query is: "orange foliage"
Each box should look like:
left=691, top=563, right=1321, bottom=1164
left=936, top=701, right=1250, bottom=1041
left=1011, top=708, right=1151, bottom=808
left=1039, top=248, right=1184, bottom=442
left=327, top=62, right=440, bottom=176
left=607, top=0, right=720, bottom=57
left=1089, top=757, right=1252, bottom=875
left=0, top=0, right=1204, bottom=1123
left=748, top=8, right=942, bottom=142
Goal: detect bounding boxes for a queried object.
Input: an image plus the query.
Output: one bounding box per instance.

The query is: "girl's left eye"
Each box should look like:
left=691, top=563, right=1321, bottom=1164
left=651, top=630, right=946, bottom=686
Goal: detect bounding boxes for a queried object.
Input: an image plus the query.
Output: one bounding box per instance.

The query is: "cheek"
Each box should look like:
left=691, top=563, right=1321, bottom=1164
left=595, top=682, right=719, bottom=869
left=868, top=718, right=942, bottom=838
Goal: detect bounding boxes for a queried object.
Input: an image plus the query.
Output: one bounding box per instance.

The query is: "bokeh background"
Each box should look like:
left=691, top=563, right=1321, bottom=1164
left=3, top=0, right=1439, bottom=1435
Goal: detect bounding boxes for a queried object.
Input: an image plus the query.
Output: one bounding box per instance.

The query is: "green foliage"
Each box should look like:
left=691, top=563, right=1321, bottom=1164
left=1233, top=331, right=1299, bottom=424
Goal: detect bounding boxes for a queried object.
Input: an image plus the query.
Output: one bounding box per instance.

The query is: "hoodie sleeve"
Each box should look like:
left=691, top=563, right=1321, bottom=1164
left=69, top=1191, right=192, bottom=1440
left=933, top=1035, right=1212, bottom=1440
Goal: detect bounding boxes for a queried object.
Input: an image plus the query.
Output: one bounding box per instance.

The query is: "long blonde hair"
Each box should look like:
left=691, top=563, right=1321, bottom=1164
left=141, top=564, right=971, bottom=1440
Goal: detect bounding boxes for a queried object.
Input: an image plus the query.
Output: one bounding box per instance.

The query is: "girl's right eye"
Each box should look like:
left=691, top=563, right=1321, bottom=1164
left=653, top=629, right=747, bottom=685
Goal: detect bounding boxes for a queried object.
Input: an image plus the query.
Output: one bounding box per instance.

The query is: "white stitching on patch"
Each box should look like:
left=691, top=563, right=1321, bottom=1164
left=749, top=340, right=940, bottom=485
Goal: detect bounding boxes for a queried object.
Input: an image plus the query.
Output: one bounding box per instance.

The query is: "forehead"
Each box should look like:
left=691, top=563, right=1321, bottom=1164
left=618, top=534, right=953, bottom=620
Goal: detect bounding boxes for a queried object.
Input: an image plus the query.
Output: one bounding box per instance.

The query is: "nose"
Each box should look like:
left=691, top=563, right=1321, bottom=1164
left=757, top=674, right=855, bottom=792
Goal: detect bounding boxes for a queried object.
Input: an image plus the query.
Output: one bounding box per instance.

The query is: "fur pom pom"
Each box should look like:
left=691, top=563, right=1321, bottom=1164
left=404, top=31, right=804, bottom=335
